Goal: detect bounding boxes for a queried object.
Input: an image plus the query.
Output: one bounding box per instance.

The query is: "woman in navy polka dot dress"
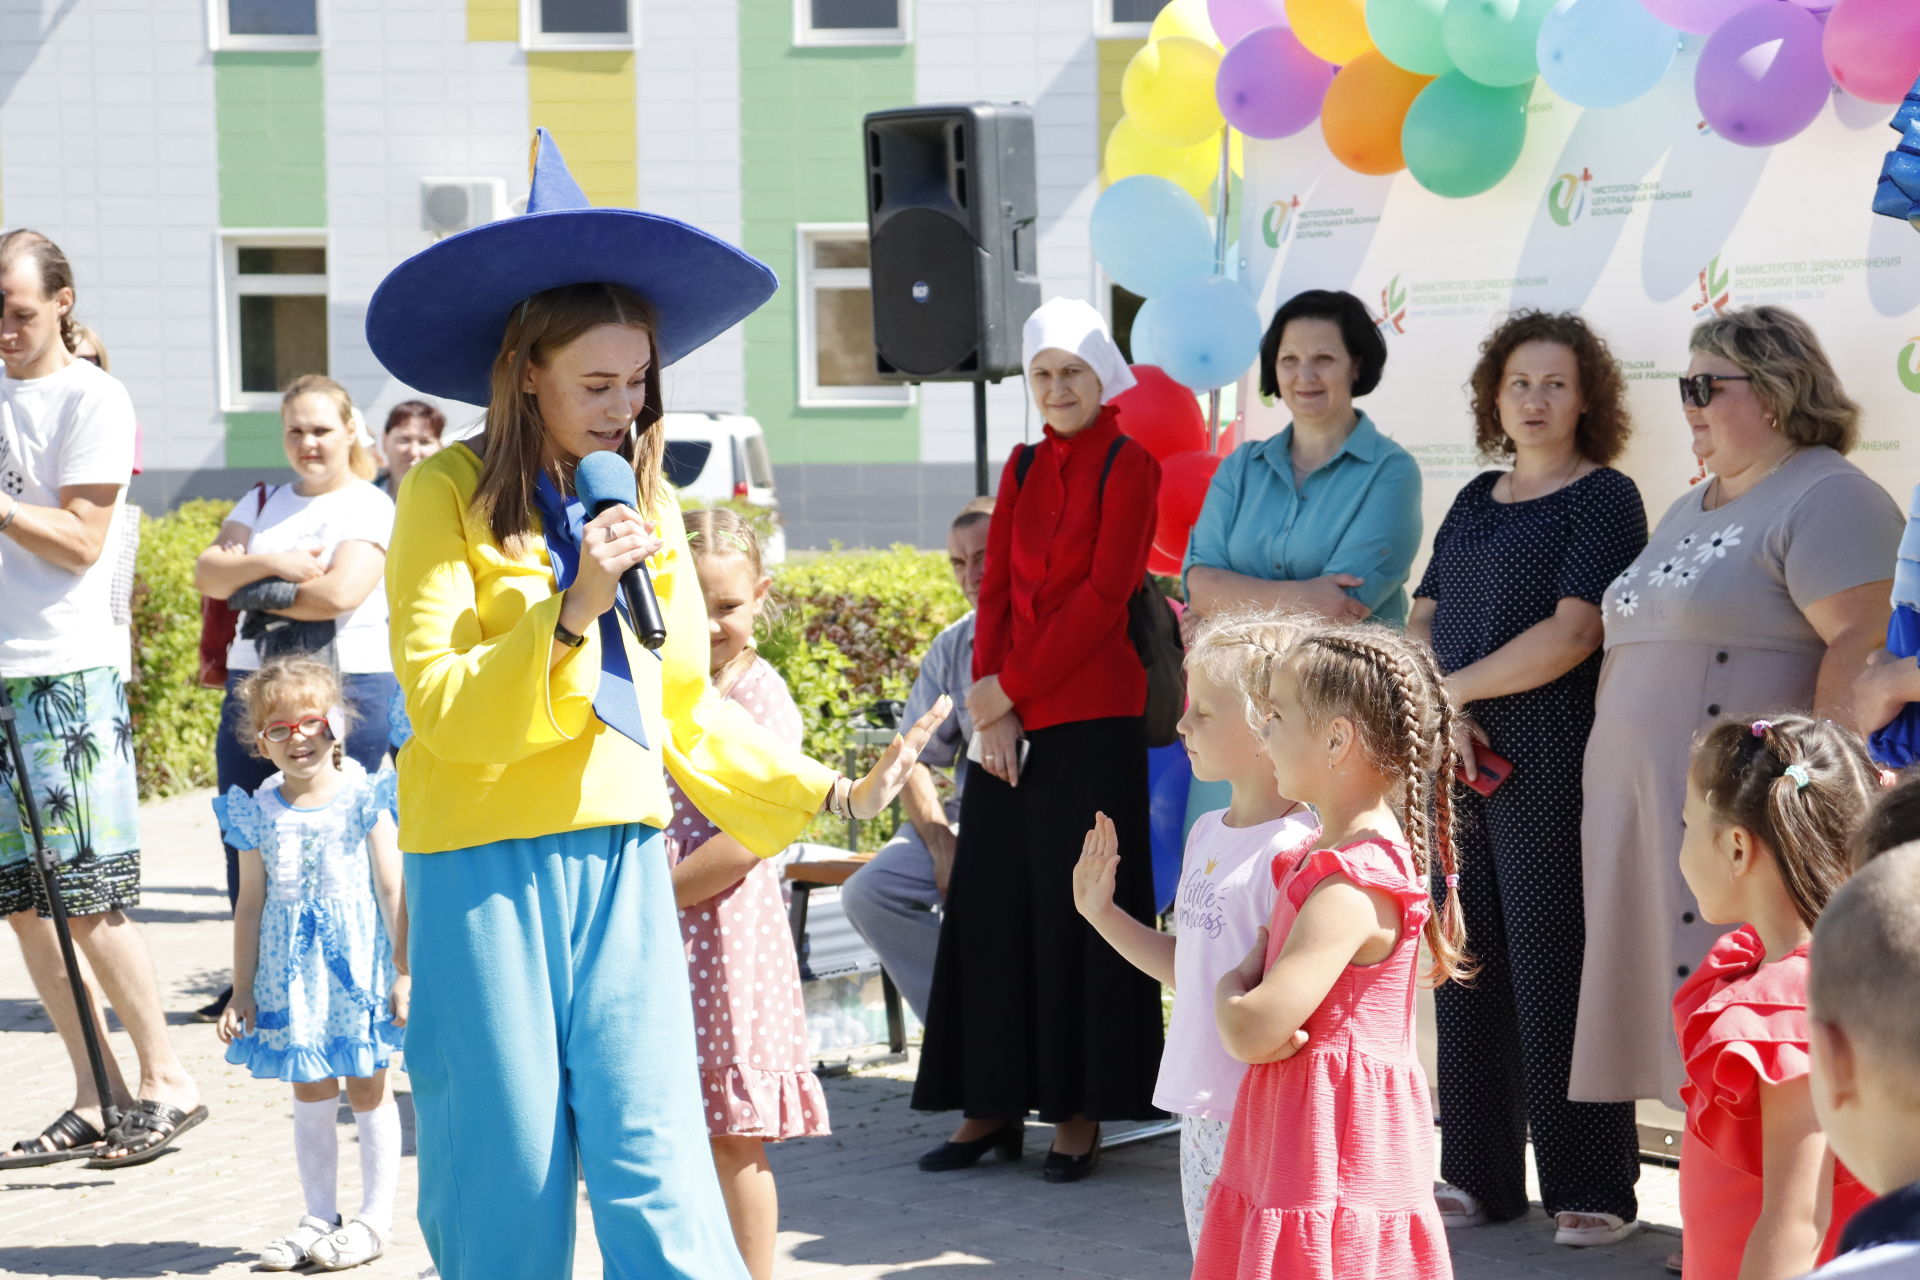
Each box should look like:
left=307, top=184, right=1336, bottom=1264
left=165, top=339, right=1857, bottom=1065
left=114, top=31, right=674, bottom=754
left=663, top=508, right=827, bottom=1280
left=1409, top=312, right=1647, bottom=1248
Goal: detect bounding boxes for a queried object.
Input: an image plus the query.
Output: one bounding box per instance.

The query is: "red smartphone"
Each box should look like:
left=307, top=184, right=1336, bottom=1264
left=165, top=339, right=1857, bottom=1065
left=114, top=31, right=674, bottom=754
left=1457, top=746, right=1513, bottom=797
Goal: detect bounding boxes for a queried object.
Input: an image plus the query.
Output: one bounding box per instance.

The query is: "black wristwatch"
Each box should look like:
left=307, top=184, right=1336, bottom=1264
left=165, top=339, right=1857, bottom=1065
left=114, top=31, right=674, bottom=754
left=554, top=620, right=588, bottom=648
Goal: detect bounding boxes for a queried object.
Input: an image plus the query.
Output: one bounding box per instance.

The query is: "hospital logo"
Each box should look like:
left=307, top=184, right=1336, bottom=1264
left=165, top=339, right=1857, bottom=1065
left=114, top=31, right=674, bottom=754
left=1547, top=168, right=1592, bottom=226
left=1262, top=196, right=1301, bottom=248
left=1899, top=338, right=1920, bottom=394
left=1691, top=255, right=1732, bottom=316
left=1374, top=274, right=1408, bottom=335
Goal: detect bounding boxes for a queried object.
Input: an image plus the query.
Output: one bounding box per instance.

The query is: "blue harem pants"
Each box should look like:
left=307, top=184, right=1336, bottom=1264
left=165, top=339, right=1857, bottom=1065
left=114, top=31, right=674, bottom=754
left=404, top=824, right=747, bottom=1280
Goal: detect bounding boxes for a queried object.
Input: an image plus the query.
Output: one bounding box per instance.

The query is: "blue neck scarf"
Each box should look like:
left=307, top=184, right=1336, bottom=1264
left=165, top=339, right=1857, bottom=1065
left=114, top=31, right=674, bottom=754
left=532, top=470, right=650, bottom=750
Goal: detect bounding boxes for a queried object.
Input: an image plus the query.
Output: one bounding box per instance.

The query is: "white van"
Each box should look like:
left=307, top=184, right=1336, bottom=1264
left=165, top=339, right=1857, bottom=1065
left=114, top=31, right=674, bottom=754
left=661, top=411, right=786, bottom=563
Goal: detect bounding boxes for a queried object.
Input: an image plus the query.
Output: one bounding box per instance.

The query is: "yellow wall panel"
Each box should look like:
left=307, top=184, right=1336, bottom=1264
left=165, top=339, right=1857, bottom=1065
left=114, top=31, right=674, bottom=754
left=468, top=0, right=517, bottom=42
left=527, top=52, right=636, bottom=207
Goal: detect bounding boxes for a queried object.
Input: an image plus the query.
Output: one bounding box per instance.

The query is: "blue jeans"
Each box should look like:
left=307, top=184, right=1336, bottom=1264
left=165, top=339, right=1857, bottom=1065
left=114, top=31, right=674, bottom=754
left=405, top=826, right=747, bottom=1280
left=215, top=669, right=397, bottom=905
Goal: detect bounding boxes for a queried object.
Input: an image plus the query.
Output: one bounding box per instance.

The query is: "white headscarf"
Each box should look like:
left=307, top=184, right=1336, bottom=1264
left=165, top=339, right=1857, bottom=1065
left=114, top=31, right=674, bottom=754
left=1020, top=298, right=1136, bottom=404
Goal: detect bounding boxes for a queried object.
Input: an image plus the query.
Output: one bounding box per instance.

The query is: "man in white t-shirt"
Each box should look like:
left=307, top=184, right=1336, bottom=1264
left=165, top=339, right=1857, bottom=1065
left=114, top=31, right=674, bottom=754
left=0, top=229, right=204, bottom=1169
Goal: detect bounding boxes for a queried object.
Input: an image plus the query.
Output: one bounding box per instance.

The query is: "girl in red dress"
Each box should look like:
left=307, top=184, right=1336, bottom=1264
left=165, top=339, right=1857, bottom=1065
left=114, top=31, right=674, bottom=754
left=1195, top=624, right=1469, bottom=1280
left=1673, top=715, right=1880, bottom=1280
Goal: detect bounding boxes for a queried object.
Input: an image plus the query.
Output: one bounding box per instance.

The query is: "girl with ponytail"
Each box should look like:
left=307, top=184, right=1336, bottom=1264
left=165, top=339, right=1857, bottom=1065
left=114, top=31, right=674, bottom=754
left=1194, top=622, right=1468, bottom=1280
left=1671, top=714, right=1880, bottom=1280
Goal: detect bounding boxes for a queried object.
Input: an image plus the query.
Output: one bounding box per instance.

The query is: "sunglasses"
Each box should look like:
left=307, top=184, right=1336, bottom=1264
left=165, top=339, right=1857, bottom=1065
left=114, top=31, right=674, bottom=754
left=1677, top=372, right=1752, bottom=409
left=257, top=716, right=332, bottom=744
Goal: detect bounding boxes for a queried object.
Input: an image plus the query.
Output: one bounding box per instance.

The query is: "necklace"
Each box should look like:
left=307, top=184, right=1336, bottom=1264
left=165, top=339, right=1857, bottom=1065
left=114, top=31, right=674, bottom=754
left=1704, top=446, right=1798, bottom=511
left=1499, top=455, right=1582, bottom=503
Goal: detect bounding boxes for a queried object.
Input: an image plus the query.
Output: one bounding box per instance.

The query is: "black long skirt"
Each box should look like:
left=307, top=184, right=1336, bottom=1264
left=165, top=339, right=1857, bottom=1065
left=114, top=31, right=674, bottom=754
left=911, top=716, right=1165, bottom=1123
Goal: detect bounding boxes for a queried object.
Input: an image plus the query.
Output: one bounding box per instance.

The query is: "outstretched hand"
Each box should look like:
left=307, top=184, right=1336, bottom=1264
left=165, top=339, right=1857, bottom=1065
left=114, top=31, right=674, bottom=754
left=1071, top=812, right=1121, bottom=921
left=849, top=696, right=952, bottom=820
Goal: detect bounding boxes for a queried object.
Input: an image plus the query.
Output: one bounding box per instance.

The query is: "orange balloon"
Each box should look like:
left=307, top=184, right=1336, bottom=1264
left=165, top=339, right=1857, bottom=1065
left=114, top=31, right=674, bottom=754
left=1285, top=0, right=1374, bottom=65
left=1320, top=52, right=1433, bottom=176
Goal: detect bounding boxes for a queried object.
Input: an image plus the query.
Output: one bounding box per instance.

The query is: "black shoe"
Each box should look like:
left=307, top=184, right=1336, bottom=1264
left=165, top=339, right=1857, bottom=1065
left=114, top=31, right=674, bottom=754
left=1041, top=1126, right=1102, bottom=1184
left=192, top=988, right=231, bottom=1023
left=918, top=1120, right=1024, bottom=1172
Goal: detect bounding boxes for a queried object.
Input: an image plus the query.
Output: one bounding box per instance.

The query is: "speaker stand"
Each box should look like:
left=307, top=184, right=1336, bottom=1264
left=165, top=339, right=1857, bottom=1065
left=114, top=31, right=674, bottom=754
left=973, top=380, right=990, bottom=497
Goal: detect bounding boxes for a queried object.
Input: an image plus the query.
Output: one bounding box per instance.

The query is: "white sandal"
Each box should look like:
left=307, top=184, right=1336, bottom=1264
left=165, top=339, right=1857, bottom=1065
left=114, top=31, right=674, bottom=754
left=1433, top=1183, right=1487, bottom=1229
left=307, top=1216, right=386, bottom=1271
left=1554, top=1211, right=1640, bottom=1246
left=257, top=1215, right=337, bottom=1271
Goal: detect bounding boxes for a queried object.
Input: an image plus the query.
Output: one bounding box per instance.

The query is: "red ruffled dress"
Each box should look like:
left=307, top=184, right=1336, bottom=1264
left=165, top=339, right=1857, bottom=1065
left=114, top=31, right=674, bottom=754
left=664, top=657, right=830, bottom=1141
left=1673, top=927, right=1873, bottom=1280
left=1193, top=840, right=1452, bottom=1280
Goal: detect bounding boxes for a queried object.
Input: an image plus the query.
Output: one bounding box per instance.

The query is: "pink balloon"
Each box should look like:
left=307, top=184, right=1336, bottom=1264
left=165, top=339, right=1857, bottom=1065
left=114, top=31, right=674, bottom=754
left=1696, top=2, right=1831, bottom=147
left=1208, top=0, right=1290, bottom=45
left=1824, top=0, right=1920, bottom=104
left=1637, top=0, right=1752, bottom=36
left=1216, top=25, right=1335, bottom=139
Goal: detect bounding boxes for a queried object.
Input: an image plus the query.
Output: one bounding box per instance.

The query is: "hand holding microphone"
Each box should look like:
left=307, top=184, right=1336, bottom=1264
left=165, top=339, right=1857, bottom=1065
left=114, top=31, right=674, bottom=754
left=561, top=451, right=668, bottom=649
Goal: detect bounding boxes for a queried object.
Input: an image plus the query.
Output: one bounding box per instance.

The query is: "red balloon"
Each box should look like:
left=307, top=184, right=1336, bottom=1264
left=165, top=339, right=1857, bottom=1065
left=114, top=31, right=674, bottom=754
left=1114, top=365, right=1208, bottom=461
left=1154, top=448, right=1223, bottom=567
left=1147, top=540, right=1185, bottom=578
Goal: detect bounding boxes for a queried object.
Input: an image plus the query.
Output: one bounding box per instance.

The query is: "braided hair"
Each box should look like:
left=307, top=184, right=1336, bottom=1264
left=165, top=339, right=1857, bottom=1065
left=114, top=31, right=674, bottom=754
left=1690, top=714, right=1878, bottom=926
left=1282, top=624, right=1474, bottom=986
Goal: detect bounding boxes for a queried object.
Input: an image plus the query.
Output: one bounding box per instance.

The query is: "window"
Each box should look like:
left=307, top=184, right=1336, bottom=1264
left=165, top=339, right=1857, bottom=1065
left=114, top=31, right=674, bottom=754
left=1095, top=0, right=1168, bottom=38
left=211, top=0, right=321, bottom=50
left=796, top=225, right=912, bottom=409
left=520, top=0, right=637, bottom=49
left=794, top=0, right=908, bottom=46
left=218, top=234, right=328, bottom=412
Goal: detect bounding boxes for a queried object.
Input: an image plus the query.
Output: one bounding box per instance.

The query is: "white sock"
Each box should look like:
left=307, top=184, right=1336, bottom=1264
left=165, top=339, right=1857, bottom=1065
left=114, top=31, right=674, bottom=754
left=292, top=1097, right=340, bottom=1224
left=353, top=1101, right=401, bottom=1230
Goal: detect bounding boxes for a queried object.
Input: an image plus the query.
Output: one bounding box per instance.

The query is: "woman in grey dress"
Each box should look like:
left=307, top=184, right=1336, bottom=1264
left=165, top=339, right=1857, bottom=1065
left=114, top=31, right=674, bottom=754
left=1571, top=306, right=1900, bottom=1106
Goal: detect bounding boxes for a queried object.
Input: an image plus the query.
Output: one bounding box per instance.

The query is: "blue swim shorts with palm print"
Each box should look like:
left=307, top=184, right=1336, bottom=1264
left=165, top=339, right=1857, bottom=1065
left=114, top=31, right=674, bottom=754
left=0, top=667, right=142, bottom=918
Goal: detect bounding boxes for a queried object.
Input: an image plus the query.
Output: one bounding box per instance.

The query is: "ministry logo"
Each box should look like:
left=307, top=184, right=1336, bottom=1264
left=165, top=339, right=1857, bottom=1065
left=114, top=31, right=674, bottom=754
left=1547, top=168, right=1592, bottom=226
left=1373, top=275, right=1408, bottom=335
left=1262, top=196, right=1302, bottom=248
left=1899, top=338, right=1920, bottom=394
left=1691, top=256, right=1732, bottom=316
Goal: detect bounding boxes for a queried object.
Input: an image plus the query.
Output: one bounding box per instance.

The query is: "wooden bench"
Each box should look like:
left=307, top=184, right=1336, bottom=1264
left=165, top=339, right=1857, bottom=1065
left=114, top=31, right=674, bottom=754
left=784, top=852, right=908, bottom=1070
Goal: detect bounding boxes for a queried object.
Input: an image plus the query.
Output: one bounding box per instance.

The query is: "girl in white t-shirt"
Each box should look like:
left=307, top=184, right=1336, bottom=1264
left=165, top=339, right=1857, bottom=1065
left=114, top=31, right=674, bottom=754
left=192, top=375, right=398, bottom=1020
left=1072, top=613, right=1319, bottom=1250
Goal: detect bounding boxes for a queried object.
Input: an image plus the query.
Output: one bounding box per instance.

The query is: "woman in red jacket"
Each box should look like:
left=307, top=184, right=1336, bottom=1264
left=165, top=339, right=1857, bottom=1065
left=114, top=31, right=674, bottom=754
left=911, top=298, right=1165, bottom=1184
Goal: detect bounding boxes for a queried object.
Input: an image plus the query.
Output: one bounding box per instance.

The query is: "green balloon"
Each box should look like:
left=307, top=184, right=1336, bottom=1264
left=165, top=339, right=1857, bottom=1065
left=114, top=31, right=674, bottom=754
left=1366, top=0, right=1453, bottom=76
left=1441, top=0, right=1558, bottom=88
left=1402, top=72, right=1530, bottom=198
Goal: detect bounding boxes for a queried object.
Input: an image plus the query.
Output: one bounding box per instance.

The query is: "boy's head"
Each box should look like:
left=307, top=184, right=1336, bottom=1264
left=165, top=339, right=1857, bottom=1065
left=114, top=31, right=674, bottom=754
left=1809, top=842, right=1920, bottom=1195
left=1851, top=768, right=1920, bottom=870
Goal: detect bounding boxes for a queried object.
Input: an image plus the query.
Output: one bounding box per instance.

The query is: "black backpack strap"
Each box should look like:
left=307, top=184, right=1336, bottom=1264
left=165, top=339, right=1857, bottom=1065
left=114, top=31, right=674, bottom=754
left=1013, top=442, right=1036, bottom=488
left=1100, top=436, right=1126, bottom=490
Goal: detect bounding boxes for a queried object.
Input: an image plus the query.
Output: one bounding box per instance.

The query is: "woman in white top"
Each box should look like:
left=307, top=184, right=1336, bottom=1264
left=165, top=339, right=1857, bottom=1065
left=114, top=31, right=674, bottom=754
left=192, top=375, right=397, bottom=940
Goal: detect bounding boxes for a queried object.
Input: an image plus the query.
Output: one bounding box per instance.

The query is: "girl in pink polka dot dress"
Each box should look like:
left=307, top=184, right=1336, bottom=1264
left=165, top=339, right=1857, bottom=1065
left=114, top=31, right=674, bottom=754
left=665, top=509, right=828, bottom=1280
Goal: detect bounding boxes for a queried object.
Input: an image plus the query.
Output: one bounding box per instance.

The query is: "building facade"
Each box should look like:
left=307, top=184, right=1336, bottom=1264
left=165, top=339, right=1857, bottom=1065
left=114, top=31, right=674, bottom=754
left=0, top=0, right=1166, bottom=547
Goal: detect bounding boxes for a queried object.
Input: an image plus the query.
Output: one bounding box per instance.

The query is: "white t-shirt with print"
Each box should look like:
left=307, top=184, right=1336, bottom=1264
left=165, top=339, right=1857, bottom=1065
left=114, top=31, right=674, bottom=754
left=1154, top=806, right=1320, bottom=1122
left=0, top=359, right=136, bottom=677
left=226, top=480, right=395, bottom=674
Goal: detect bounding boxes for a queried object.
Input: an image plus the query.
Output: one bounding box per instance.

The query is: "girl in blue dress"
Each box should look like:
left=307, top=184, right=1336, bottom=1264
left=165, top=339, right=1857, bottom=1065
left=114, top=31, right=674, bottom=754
left=214, top=657, right=407, bottom=1272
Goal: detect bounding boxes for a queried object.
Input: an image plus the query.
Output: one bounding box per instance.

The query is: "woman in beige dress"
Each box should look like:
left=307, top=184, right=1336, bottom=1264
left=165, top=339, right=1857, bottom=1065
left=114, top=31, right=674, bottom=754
left=1571, top=306, right=1899, bottom=1106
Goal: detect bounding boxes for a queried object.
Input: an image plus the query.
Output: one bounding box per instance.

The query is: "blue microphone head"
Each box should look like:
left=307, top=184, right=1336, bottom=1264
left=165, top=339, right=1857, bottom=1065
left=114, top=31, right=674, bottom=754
left=574, top=449, right=640, bottom=515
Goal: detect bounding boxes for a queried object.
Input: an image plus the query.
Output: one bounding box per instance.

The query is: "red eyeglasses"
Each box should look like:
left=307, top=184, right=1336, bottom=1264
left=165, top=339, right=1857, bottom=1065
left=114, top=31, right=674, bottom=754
left=257, top=716, right=332, bottom=744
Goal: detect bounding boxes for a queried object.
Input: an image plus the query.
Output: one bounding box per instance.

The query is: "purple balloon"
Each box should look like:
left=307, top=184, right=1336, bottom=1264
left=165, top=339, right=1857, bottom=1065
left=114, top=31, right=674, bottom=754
left=1695, top=2, right=1832, bottom=147
left=1208, top=0, right=1289, bottom=46
left=1216, top=25, right=1335, bottom=139
left=1638, top=0, right=1756, bottom=36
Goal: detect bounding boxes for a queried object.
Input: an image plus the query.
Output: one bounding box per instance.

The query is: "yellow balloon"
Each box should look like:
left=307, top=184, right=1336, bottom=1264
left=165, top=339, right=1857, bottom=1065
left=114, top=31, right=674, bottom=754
left=1121, top=36, right=1225, bottom=148
left=1285, top=0, right=1375, bottom=65
left=1148, top=0, right=1220, bottom=46
left=1105, top=116, right=1220, bottom=204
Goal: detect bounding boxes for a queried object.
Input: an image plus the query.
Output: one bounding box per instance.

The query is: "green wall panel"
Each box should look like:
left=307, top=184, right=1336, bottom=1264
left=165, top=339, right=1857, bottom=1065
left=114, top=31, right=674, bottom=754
left=738, top=1, right=917, bottom=465
left=224, top=412, right=287, bottom=468
left=214, top=52, right=326, bottom=228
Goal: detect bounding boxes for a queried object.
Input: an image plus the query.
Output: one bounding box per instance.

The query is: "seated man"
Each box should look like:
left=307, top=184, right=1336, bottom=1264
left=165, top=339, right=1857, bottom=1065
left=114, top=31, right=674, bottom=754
left=841, top=498, right=990, bottom=1022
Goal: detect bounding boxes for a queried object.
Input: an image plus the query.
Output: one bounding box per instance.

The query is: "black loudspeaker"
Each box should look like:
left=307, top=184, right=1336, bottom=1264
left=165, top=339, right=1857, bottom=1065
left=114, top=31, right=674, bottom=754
left=864, top=103, right=1040, bottom=382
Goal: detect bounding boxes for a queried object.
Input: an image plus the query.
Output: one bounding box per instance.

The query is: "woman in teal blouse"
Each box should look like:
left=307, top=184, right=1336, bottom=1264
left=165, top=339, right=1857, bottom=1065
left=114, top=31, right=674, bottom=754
left=1184, top=289, right=1422, bottom=627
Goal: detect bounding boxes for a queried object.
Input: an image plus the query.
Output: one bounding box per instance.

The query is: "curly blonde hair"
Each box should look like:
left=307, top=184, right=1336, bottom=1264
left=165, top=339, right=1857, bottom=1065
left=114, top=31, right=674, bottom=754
left=235, top=658, right=350, bottom=764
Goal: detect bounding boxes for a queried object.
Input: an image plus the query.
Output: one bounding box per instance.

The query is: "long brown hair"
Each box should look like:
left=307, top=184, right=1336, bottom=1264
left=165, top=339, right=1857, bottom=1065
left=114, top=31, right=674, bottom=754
left=283, top=373, right=377, bottom=482
left=1690, top=714, right=1878, bottom=925
left=473, top=282, right=666, bottom=553
left=1278, top=625, right=1473, bottom=986
left=1468, top=309, right=1631, bottom=465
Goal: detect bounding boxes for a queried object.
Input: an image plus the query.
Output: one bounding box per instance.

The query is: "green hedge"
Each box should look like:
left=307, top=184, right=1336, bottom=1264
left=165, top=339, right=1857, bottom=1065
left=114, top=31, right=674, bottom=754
left=128, top=504, right=966, bottom=822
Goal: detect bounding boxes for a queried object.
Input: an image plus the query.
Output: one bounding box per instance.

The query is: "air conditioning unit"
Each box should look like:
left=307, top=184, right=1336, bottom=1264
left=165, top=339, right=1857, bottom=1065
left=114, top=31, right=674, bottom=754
left=420, top=178, right=508, bottom=235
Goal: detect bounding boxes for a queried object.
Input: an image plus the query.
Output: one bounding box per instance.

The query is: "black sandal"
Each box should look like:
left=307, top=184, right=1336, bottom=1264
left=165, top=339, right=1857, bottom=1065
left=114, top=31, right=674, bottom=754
left=0, top=1110, right=107, bottom=1169
left=87, top=1100, right=209, bottom=1169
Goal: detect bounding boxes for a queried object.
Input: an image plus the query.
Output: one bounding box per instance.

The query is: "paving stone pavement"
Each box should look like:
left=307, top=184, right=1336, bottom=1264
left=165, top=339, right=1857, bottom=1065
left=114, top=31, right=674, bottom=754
left=0, top=789, right=1682, bottom=1278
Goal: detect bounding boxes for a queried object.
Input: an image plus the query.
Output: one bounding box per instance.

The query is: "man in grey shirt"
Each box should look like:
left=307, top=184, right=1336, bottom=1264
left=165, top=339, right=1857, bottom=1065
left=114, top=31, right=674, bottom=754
left=841, top=498, right=991, bottom=1021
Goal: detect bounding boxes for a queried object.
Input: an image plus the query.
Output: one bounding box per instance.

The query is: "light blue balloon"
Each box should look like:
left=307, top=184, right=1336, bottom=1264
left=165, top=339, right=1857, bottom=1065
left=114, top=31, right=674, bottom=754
left=1537, top=0, right=1677, bottom=109
left=1091, top=176, right=1217, bottom=299
left=1129, top=296, right=1164, bottom=368
left=1146, top=274, right=1262, bottom=392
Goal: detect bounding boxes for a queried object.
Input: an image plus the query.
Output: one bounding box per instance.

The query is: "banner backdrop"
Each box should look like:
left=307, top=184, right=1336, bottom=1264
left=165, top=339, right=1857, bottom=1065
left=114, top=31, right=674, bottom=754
left=1235, top=40, right=1920, bottom=563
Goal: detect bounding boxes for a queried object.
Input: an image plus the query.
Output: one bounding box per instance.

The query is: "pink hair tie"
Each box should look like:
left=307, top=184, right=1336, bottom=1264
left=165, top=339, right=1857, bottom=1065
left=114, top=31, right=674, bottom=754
left=1751, top=719, right=1772, bottom=737
left=1445, top=874, right=1459, bottom=889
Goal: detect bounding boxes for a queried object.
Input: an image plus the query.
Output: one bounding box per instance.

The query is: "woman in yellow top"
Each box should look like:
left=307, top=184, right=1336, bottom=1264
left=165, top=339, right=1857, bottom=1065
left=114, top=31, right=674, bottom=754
left=365, top=131, right=946, bottom=1280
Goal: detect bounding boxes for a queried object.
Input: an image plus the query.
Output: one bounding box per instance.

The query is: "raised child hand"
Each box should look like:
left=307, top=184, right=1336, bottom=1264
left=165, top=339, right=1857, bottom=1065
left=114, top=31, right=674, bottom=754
left=1071, top=812, right=1121, bottom=921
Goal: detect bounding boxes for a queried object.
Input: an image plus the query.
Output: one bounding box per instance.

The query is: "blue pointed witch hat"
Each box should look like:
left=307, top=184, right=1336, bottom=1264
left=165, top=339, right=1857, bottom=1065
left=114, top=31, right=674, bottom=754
left=365, top=129, right=777, bottom=406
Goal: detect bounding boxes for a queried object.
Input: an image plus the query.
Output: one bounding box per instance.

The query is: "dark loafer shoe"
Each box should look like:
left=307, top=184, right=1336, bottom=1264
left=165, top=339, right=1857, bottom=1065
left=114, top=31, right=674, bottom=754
left=918, top=1119, right=1024, bottom=1172
left=1042, top=1127, right=1102, bottom=1183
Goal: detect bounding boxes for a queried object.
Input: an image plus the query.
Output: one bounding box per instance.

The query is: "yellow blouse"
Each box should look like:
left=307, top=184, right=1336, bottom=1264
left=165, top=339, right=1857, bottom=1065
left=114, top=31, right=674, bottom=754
left=385, top=442, right=834, bottom=855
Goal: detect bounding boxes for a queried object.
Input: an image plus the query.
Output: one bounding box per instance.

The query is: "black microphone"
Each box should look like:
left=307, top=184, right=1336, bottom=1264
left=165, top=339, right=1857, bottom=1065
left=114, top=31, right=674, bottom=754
left=574, top=451, right=668, bottom=650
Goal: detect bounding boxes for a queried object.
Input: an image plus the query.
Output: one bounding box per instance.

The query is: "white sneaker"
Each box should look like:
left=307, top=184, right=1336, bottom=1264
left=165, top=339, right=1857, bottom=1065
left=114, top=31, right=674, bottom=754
left=258, top=1215, right=338, bottom=1271
left=307, top=1216, right=386, bottom=1271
